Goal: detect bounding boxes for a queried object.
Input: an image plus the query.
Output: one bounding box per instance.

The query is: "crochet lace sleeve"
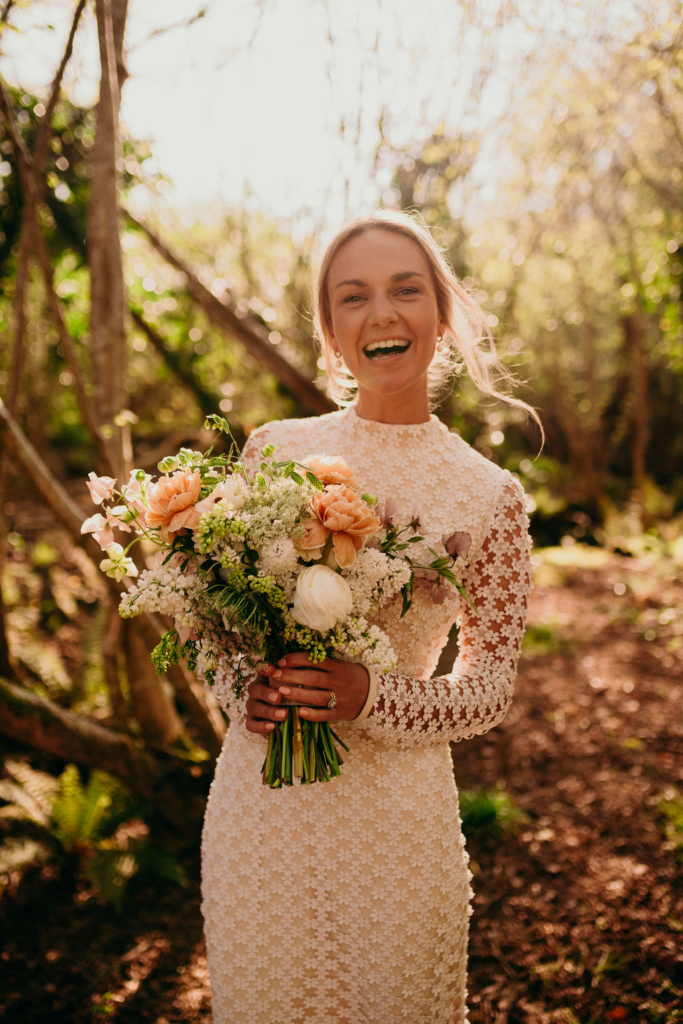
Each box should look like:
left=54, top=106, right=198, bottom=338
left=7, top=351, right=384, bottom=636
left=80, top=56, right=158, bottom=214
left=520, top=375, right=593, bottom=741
left=358, top=476, right=532, bottom=748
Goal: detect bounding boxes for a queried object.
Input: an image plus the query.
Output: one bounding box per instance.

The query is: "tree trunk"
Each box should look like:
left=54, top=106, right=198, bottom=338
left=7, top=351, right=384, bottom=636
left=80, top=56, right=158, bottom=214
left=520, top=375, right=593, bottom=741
left=0, top=674, right=158, bottom=795
left=550, top=375, right=603, bottom=514
left=102, top=600, right=128, bottom=725
left=0, top=675, right=212, bottom=842
left=123, top=619, right=184, bottom=749
left=166, top=660, right=226, bottom=758
left=0, top=598, right=15, bottom=680
left=88, top=0, right=129, bottom=480
left=626, top=310, right=648, bottom=505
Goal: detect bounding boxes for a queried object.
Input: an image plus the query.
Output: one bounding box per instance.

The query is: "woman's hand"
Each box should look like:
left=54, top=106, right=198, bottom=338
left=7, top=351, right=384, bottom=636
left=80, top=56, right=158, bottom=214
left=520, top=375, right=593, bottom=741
left=244, top=653, right=370, bottom=735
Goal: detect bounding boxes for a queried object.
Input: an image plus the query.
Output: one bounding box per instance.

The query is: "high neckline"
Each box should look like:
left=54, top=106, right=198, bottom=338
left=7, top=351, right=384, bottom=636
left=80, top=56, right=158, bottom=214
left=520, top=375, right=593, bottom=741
left=341, top=402, right=445, bottom=435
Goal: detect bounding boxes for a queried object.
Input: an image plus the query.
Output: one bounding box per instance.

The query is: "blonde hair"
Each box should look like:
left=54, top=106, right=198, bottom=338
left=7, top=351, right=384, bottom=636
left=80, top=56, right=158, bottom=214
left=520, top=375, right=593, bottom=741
left=313, top=208, right=542, bottom=436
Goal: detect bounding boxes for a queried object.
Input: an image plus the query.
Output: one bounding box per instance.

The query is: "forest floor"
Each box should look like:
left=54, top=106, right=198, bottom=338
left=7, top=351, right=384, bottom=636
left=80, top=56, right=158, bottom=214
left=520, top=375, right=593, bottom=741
left=0, top=542, right=682, bottom=1024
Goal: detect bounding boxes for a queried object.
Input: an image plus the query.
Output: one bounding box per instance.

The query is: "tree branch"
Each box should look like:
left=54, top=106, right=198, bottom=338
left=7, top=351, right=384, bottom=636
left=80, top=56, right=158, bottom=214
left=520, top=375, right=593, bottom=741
left=130, top=308, right=227, bottom=420
left=0, top=674, right=214, bottom=841
left=0, top=74, right=115, bottom=475
left=0, top=675, right=160, bottom=796
left=126, top=211, right=334, bottom=416
left=33, top=0, right=88, bottom=185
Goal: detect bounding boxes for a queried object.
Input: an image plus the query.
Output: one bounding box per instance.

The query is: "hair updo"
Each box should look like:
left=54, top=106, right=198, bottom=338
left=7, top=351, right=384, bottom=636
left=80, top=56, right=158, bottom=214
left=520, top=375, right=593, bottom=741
left=312, top=208, right=541, bottom=433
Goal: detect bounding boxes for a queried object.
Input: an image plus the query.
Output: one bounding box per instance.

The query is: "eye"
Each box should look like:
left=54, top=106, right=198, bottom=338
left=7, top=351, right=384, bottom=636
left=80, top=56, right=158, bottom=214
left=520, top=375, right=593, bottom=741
left=342, top=293, right=364, bottom=304
left=398, top=286, right=419, bottom=296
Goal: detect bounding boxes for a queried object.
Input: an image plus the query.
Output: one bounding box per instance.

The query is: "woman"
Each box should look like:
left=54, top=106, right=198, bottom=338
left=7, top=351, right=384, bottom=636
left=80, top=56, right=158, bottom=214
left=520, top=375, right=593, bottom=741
left=200, top=210, right=534, bottom=1024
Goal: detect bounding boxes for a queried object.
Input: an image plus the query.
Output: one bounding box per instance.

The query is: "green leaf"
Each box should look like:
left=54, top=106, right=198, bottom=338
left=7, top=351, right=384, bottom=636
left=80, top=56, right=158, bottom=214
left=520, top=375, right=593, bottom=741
left=306, top=471, right=324, bottom=490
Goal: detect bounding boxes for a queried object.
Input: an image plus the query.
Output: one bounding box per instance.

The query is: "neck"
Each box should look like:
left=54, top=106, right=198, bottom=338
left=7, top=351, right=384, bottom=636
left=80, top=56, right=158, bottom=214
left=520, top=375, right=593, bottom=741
left=354, top=382, right=431, bottom=425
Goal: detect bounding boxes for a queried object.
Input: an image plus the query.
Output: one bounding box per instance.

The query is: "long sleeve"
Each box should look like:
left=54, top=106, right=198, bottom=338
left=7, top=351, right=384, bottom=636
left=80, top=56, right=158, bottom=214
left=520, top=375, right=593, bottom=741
left=358, top=475, right=532, bottom=748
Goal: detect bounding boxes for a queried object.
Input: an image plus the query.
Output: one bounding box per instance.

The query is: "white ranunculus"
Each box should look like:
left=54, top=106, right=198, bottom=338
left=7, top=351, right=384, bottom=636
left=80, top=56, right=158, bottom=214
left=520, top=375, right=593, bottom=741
left=291, top=564, right=353, bottom=632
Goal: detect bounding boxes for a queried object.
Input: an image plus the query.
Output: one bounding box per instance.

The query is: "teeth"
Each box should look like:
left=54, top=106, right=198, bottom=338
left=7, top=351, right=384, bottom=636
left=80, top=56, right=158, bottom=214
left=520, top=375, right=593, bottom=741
left=364, top=339, right=410, bottom=355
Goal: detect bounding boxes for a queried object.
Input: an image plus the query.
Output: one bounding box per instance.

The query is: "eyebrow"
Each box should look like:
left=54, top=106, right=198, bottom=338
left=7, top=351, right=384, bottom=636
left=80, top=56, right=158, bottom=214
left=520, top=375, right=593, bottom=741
left=334, top=270, right=425, bottom=290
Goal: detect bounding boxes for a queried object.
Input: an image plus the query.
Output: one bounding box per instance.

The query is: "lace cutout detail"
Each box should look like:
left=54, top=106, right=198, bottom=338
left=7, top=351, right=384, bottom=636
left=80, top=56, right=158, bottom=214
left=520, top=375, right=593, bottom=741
left=360, top=479, right=532, bottom=746
left=199, top=405, right=533, bottom=1024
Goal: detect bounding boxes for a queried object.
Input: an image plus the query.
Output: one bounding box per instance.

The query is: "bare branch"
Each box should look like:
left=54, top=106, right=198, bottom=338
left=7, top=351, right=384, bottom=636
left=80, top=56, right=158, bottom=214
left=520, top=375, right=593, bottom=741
left=33, top=0, right=88, bottom=182
left=130, top=308, right=227, bottom=420
left=132, top=2, right=214, bottom=48
left=0, top=675, right=215, bottom=838
left=0, top=0, right=14, bottom=26
left=4, top=219, right=30, bottom=416
left=126, top=211, right=335, bottom=416
left=0, top=675, right=161, bottom=796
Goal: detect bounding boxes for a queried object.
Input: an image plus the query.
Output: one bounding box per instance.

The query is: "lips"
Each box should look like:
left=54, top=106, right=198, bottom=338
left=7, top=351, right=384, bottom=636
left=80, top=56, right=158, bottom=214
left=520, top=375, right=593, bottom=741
left=363, top=339, right=412, bottom=360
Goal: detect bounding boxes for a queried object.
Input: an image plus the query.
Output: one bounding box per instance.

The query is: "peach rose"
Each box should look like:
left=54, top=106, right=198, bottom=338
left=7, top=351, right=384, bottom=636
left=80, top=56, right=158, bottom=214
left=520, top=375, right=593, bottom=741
left=294, top=517, right=330, bottom=561
left=307, top=484, right=380, bottom=568
left=304, top=454, right=358, bottom=491
left=145, top=468, right=202, bottom=540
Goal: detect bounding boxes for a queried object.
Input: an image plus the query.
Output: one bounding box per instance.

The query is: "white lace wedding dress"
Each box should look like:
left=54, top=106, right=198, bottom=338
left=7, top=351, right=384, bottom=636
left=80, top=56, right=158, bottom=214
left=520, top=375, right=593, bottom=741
left=199, top=402, right=532, bottom=1024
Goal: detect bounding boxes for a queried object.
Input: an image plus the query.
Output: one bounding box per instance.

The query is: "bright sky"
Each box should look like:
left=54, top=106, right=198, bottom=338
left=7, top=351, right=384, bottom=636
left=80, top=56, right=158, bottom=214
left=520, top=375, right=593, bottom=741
left=0, top=0, right=640, bottom=238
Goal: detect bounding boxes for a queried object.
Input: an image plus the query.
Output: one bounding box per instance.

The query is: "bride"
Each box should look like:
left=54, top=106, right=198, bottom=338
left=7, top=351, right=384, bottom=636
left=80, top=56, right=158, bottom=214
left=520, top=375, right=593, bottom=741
left=199, top=209, right=535, bottom=1024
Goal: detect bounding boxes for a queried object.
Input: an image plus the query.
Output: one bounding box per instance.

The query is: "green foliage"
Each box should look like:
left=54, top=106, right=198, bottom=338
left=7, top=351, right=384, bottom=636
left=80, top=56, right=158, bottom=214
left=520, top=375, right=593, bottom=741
left=522, top=623, right=573, bottom=656
left=657, top=792, right=683, bottom=860
left=458, top=785, right=528, bottom=837
left=0, top=761, right=187, bottom=911
left=151, top=629, right=198, bottom=675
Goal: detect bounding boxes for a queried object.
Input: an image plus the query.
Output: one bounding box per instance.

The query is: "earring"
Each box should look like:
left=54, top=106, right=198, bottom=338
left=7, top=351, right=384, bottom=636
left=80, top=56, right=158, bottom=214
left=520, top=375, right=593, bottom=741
left=334, top=350, right=343, bottom=368
left=436, top=335, right=443, bottom=352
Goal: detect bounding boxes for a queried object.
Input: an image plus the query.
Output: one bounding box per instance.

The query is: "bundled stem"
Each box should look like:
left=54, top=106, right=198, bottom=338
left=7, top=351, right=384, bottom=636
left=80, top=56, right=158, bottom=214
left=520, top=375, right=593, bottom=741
left=260, top=706, right=349, bottom=788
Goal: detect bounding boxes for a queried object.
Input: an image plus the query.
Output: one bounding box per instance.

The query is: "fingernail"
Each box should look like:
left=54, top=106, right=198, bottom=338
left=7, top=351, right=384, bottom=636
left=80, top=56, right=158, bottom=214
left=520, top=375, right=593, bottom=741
left=299, top=708, right=309, bottom=717
left=276, top=709, right=286, bottom=719
left=279, top=686, right=290, bottom=696
left=278, top=658, right=286, bottom=667
left=272, top=669, right=282, bottom=678
left=265, top=723, right=275, bottom=731
left=268, top=692, right=279, bottom=703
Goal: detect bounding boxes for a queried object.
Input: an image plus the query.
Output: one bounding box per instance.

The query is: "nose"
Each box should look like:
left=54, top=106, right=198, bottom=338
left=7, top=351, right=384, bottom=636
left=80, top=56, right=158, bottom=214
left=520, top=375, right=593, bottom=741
left=368, top=295, right=399, bottom=327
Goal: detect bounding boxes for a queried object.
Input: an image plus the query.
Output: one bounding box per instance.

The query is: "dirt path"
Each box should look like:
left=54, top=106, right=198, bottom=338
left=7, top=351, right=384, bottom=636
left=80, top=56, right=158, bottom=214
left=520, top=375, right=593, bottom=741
left=459, top=545, right=683, bottom=1023
left=1, top=546, right=681, bottom=1023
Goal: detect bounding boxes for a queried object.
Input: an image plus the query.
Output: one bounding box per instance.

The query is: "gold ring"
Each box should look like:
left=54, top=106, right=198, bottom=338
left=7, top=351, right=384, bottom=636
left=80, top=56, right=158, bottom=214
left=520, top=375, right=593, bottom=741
left=326, top=690, right=338, bottom=709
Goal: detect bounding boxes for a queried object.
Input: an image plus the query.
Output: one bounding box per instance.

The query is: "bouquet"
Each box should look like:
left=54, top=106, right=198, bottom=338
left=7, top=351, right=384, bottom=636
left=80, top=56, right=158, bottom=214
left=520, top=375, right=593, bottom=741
left=81, top=415, right=472, bottom=788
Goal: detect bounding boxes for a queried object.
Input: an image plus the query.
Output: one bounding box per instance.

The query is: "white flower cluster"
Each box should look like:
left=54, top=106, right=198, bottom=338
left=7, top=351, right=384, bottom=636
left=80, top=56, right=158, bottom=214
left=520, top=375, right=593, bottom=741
left=257, top=537, right=302, bottom=602
left=119, top=564, right=204, bottom=623
left=335, top=616, right=398, bottom=673
left=343, top=548, right=412, bottom=617
left=241, top=477, right=313, bottom=547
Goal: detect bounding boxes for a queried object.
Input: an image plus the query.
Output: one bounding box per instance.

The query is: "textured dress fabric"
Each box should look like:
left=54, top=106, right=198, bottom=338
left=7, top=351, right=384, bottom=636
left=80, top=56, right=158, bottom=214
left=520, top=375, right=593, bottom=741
left=199, top=403, right=533, bottom=1024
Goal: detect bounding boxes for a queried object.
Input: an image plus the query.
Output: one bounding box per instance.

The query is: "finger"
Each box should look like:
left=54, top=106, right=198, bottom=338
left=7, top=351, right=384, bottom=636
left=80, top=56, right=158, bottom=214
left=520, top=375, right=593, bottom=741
left=298, top=707, right=337, bottom=722
left=249, top=680, right=283, bottom=704
left=245, top=718, right=275, bottom=735
left=270, top=668, right=326, bottom=688
left=277, top=685, right=332, bottom=707
left=277, top=651, right=333, bottom=671
left=246, top=698, right=289, bottom=722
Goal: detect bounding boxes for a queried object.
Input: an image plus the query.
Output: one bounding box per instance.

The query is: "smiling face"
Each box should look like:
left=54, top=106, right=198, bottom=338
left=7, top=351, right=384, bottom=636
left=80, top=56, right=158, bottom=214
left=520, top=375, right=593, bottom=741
left=326, top=228, right=445, bottom=408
